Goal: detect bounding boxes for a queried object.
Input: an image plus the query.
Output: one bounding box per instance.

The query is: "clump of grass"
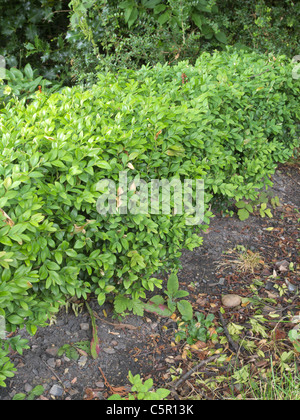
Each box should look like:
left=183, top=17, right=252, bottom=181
left=237, top=362, right=300, bottom=400
left=235, top=249, right=264, bottom=274
left=217, top=245, right=264, bottom=274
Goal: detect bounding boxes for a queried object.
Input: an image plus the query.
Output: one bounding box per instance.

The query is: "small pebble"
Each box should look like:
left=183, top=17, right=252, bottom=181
left=95, top=381, right=104, bottom=388
left=221, top=294, right=242, bottom=308
left=46, top=346, right=59, bottom=357
left=24, top=383, right=33, bottom=393
left=47, top=358, right=56, bottom=369
left=103, top=347, right=116, bottom=354
left=49, top=384, right=63, bottom=397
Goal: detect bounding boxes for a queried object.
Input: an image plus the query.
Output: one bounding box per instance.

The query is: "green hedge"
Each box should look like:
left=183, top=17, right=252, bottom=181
left=0, top=49, right=299, bottom=336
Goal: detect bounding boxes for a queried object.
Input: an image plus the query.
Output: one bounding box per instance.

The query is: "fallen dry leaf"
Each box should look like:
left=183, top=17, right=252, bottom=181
left=84, top=388, right=96, bottom=400
left=273, top=328, right=286, bottom=340
left=196, top=297, right=206, bottom=306
left=0, top=208, right=14, bottom=226
left=194, top=340, right=207, bottom=349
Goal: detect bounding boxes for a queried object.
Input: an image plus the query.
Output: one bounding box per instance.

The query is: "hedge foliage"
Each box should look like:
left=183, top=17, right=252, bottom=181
left=0, top=50, right=299, bottom=340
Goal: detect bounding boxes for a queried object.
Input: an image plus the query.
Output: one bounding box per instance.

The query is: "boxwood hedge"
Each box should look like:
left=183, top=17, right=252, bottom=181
left=0, top=48, right=299, bottom=339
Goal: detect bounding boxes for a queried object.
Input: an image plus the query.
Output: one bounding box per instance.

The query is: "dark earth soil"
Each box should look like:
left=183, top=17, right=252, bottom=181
left=0, top=162, right=299, bottom=400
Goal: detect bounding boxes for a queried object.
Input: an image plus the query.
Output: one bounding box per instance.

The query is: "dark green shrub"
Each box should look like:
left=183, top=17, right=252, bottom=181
left=68, top=0, right=300, bottom=84
left=68, top=0, right=228, bottom=84
left=219, top=0, right=300, bottom=58
left=0, top=0, right=71, bottom=83
left=1, top=1, right=299, bottom=88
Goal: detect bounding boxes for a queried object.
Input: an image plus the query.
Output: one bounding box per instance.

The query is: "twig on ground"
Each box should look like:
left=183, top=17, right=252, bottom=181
left=171, top=354, right=224, bottom=391
left=218, top=311, right=240, bottom=353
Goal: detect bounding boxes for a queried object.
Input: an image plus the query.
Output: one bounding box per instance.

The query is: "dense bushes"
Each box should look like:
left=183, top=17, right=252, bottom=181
left=1, top=1, right=299, bottom=87
left=219, top=0, right=300, bottom=58
left=0, top=49, right=299, bottom=385
left=68, top=0, right=300, bottom=84
left=0, top=48, right=299, bottom=323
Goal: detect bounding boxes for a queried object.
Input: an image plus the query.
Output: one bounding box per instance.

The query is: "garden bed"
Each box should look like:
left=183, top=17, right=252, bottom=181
left=1, top=162, right=299, bottom=400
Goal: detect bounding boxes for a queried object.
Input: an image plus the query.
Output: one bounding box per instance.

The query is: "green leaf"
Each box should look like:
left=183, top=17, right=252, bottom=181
left=29, top=152, right=40, bottom=167
left=24, top=63, right=34, bottom=80
left=235, top=200, right=246, bottom=209
left=215, top=31, right=227, bottom=43
left=237, top=208, right=250, bottom=221
left=128, top=7, right=138, bottom=28
left=55, top=252, right=63, bottom=265
left=192, top=12, right=202, bottom=30
left=167, top=273, right=179, bottom=296
left=86, top=302, right=100, bottom=359
left=74, top=240, right=85, bottom=249
left=265, top=209, right=273, bottom=218
left=177, top=300, right=193, bottom=321
left=114, top=295, right=130, bottom=313
left=157, top=11, right=170, bottom=25
left=173, top=290, right=189, bottom=299
left=97, top=161, right=112, bottom=170
left=143, top=0, right=161, bottom=8
left=7, top=314, right=24, bottom=325
left=125, top=6, right=133, bottom=23
left=97, top=293, right=106, bottom=306
left=12, top=393, right=26, bottom=400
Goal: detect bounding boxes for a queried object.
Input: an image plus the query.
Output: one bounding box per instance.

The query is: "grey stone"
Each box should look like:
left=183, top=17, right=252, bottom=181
left=24, top=383, right=33, bottom=393
left=103, top=347, right=116, bottom=354
left=45, top=346, right=59, bottom=356
left=49, top=384, right=64, bottom=397
left=47, top=358, right=56, bottom=369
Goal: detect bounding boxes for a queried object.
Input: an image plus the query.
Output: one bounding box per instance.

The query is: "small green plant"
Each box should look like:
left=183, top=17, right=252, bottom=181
left=235, top=192, right=280, bottom=221
left=108, top=371, right=170, bottom=400
left=144, top=273, right=193, bottom=321
left=288, top=329, right=300, bottom=353
left=64, top=298, right=84, bottom=317
left=0, top=347, right=16, bottom=388
left=58, top=303, right=100, bottom=361
left=0, top=335, right=29, bottom=387
left=12, top=385, right=44, bottom=400
left=175, top=312, right=220, bottom=345
left=57, top=340, right=91, bottom=361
